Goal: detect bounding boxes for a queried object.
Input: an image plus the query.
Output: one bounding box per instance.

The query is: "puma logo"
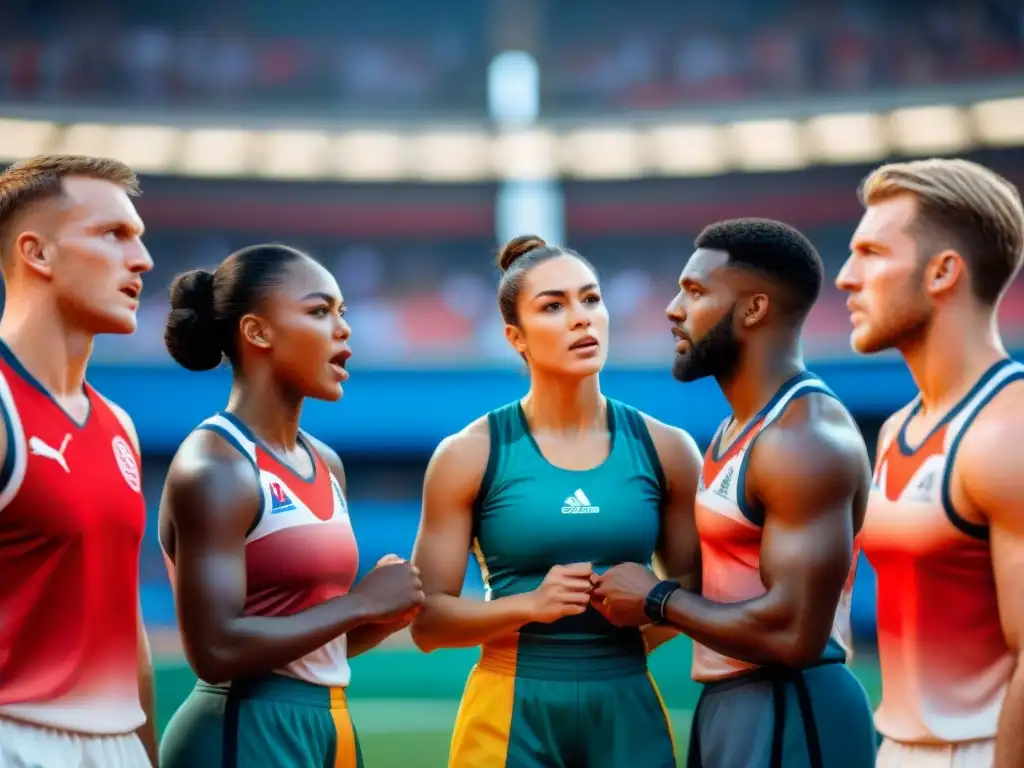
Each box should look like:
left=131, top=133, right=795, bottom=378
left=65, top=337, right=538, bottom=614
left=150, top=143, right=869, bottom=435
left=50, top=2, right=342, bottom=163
left=29, top=434, right=71, bottom=473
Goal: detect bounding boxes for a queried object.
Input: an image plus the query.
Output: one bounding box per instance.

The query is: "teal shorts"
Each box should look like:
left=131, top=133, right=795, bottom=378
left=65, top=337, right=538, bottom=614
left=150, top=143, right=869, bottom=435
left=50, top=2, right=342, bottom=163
left=159, top=674, right=363, bottom=768
left=449, top=633, right=677, bottom=768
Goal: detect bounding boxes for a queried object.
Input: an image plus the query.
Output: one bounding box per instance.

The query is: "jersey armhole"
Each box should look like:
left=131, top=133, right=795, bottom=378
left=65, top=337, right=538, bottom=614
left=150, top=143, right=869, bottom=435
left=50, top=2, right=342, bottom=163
left=940, top=370, right=1024, bottom=542
left=194, top=423, right=266, bottom=538
left=0, top=368, right=27, bottom=514
left=736, top=385, right=841, bottom=528
left=624, top=406, right=668, bottom=497
left=470, top=411, right=500, bottom=540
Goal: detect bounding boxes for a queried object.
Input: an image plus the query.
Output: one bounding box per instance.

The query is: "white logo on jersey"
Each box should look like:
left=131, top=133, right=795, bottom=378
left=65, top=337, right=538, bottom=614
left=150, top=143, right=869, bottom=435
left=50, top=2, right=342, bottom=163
left=905, top=467, right=939, bottom=503
left=561, top=488, right=600, bottom=515
left=29, top=434, right=71, bottom=473
left=112, top=435, right=141, bottom=492
left=714, top=466, right=735, bottom=499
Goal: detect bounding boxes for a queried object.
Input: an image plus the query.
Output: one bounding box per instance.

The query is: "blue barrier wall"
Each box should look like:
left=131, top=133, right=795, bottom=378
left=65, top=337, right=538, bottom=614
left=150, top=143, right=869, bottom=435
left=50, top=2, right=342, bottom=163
left=93, top=355, right=932, bottom=452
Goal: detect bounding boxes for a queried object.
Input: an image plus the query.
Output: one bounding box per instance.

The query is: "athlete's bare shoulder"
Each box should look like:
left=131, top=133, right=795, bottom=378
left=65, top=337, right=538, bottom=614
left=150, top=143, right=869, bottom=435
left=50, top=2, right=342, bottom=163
left=954, top=376, right=1024, bottom=518
left=424, top=415, right=491, bottom=498
left=638, top=412, right=703, bottom=479
left=752, top=391, right=870, bottom=502
left=164, top=428, right=261, bottom=529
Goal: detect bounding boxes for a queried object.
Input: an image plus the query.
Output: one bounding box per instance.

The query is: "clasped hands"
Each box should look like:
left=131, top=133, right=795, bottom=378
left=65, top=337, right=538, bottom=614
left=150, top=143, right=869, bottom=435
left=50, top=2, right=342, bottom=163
left=539, top=561, right=661, bottom=628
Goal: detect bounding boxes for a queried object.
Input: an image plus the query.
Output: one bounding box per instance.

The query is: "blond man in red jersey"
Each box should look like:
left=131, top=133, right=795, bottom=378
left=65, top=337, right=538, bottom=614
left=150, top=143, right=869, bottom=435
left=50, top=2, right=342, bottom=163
left=0, top=155, right=156, bottom=766
left=837, top=158, right=1024, bottom=768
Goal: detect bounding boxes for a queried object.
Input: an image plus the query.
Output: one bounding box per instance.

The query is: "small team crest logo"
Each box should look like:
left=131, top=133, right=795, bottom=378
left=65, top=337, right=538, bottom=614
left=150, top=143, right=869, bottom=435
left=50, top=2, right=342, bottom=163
left=111, top=435, right=141, bottom=492
left=269, top=481, right=297, bottom=514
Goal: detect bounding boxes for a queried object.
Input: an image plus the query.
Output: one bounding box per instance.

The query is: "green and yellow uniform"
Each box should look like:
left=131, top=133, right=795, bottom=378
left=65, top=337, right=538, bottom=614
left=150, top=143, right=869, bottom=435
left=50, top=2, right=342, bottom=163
left=450, top=399, right=677, bottom=768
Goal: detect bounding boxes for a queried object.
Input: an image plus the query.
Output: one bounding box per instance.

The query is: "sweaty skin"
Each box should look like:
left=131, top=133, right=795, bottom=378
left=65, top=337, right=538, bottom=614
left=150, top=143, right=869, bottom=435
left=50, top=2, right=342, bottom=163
left=594, top=392, right=870, bottom=668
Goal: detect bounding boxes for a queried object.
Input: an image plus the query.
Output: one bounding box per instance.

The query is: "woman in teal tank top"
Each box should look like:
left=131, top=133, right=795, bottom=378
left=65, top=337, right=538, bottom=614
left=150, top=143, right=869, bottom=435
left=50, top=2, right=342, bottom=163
left=410, top=235, right=704, bottom=768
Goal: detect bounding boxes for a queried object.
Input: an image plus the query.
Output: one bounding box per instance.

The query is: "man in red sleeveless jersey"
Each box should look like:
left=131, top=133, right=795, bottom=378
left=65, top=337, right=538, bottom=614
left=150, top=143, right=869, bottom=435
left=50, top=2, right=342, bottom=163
left=838, top=158, right=1024, bottom=768
left=0, top=155, right=156, bottom=766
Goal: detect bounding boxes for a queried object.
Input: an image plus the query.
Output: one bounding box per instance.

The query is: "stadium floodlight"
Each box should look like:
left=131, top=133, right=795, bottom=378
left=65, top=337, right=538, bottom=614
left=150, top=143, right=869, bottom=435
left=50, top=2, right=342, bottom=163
left=58, top=123, right=112, bottom=157
left=15, top=90, right=1024, bottom=182
left=257, top=130, right=332, bottom=180
left=180, top=128, right=253, bottom=177
left=0, top=119, right=58, bottom=162
left=559, top=127, right=645, bottom=180
left=971, top=97, right=1024, bottom=147
left=108, top=125, right=180, bottom=174
left=411, top=130, right=493, bottom=182
left=729, top=118, right=807, bottom=171
left=493, top=129, right=558, bottom=181
left=330, top=130, right=407, bottom=181
left=645, top=123, right=729, bottom=176
left=888, top=105, right=971, bottom=155
left=805, top=112, right=888, bottom=165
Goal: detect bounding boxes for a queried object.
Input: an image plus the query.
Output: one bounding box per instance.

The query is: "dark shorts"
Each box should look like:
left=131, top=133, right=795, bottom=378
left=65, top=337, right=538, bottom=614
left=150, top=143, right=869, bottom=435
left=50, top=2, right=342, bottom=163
left=449, top=636, right=677, bottom=768
left=159, top=674, right=363, bottom=768
left=686, top=662, right=877, bottom=768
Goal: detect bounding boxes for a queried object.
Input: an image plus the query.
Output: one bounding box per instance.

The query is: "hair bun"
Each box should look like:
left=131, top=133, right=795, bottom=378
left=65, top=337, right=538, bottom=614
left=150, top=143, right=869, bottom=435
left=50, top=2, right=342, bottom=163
left=164, top=269, right=222, bottom=372
left=169, top=269, right=214, bottom=314
left=497, top=235, right=547, bottom=272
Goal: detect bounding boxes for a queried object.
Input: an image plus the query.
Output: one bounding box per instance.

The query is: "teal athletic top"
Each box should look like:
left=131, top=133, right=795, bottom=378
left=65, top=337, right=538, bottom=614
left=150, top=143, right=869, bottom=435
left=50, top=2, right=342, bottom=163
left=473, top=398, right=667, bottom=678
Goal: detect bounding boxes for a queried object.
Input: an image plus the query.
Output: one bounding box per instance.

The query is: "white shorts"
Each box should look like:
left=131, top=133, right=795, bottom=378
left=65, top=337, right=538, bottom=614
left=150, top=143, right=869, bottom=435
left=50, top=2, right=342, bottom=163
left=877, top=737, right=995, bottom=768
left=0, top=717, right=149, bottom=768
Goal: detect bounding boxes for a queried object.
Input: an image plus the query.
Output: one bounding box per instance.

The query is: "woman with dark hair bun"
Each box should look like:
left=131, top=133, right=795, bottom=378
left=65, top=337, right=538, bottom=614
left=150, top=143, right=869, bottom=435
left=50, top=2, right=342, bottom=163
left=410, top=235, right=704, bottom=767
left=158, top=243, right=423, bottom=768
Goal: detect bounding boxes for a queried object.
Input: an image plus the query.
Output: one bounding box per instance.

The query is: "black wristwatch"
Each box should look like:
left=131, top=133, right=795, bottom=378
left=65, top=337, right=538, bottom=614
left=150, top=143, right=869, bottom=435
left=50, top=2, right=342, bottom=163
left=644, top=580, right=681, bottom=625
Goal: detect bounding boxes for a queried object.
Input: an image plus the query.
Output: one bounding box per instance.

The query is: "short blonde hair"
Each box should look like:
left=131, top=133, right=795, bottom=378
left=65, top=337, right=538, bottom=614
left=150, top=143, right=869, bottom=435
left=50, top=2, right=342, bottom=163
left=0, top=154, right=139, bottom=251
left=859, top=158, right=1024, bottom=304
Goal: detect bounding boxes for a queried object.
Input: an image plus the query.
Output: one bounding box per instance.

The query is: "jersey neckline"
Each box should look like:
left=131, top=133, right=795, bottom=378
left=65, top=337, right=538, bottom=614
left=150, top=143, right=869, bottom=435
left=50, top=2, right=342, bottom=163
left=516, top=396, right=618, bottom=474
left=0, top=339, right=93, bottom=429
left=218, top=410, right=318, bottom=484
left=709, top=369, right=818, bottom=463
left=894, top=358, right=1014, bottom=457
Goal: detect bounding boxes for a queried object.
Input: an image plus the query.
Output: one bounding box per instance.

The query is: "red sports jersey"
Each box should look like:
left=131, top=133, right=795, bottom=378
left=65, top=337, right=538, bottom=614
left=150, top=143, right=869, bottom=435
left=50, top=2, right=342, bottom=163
left=863, top=359, right=1024, bottom=745
left=692, top=372, right=858, bottom=682
left=0, top=341, right=146, bottom=734
left=163, top=412, right=359, bottom=687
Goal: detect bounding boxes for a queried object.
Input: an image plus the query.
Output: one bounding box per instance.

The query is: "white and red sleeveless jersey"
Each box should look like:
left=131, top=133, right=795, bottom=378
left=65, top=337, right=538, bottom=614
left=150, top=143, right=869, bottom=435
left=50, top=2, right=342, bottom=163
left=0, top=341, right=146, bottom=734
left=692, top=372, right=859, bottom=682
left=164, top=412, right=360, bottom=687
left=863, top=358, right=1024, bottom=745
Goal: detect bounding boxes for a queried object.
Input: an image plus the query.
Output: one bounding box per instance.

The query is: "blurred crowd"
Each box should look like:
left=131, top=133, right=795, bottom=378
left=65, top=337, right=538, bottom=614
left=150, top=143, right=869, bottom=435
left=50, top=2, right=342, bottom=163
left=86, top=231, right=1024, bottom=367
left=1, top=0, right=1021, bottom=114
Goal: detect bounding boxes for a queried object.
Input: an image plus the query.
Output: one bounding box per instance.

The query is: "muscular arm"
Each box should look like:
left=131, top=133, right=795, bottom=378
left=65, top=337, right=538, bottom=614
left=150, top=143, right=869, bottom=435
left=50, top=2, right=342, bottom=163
left=642, top=418, right=703, bottom=652
left=958, top=394, right=1024, bottom=768
left=661, top=400, right=868, bottom=667
left=305, top=435, right=404, bottom=659
left=163, top=432, right=378, bottom=684
left=409, top=424, right=536, bottom=653
left=105, top=400, right=157, bottom=765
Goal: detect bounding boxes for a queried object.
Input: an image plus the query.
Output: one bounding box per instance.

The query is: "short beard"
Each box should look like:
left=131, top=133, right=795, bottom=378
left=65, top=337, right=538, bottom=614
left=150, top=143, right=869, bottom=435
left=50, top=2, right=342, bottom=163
left=672, top=305, right=741, bottom=383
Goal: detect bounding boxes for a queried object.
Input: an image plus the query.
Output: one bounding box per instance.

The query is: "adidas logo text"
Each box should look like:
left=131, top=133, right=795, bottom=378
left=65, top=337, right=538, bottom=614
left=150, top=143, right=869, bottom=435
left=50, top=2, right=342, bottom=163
left=561, top=488, right=600, bottom=515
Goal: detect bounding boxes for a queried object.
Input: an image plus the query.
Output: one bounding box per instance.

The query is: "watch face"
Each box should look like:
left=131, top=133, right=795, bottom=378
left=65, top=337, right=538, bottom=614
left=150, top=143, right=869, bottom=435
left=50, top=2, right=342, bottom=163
left=645, top=580, right=679, bottom=624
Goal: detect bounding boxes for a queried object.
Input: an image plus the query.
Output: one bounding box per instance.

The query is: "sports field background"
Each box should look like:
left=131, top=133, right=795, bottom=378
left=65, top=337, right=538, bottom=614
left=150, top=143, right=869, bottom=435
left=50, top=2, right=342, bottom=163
left=153, top=637, right=883, bottom=765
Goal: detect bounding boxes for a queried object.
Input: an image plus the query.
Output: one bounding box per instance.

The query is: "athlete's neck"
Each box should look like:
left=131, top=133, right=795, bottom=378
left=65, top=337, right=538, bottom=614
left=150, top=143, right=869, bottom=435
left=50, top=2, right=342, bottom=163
left=0, top=293, right=93, bottom=398
left=227, top=369, right=304, bottom=451
left=521, top=372, right=605, bottom=434
left=900, top=303, right=1007, bottom=415
left=719, top=334, right=804, bottom=425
